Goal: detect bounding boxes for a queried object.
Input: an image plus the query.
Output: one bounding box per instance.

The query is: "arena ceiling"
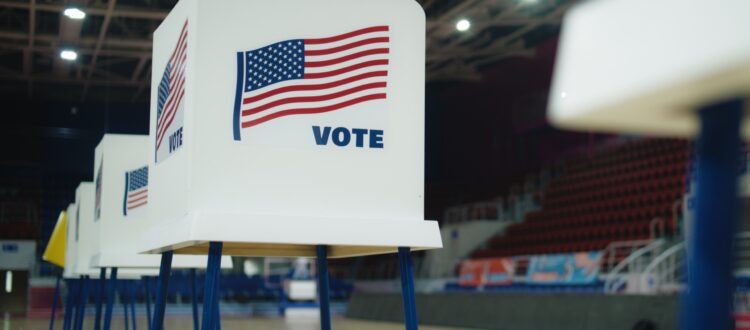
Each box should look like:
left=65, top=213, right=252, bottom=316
left=0, top=0, right=572, bottom=103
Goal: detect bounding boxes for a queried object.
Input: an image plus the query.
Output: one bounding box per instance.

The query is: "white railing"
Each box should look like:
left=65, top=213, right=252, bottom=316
left=650, top=217, right=666, bottom=240
left=602, top=239, right=655, bottom=272
left=641, top=242, right=685, bottom=294
left=604, top=239, right=666, bottom=293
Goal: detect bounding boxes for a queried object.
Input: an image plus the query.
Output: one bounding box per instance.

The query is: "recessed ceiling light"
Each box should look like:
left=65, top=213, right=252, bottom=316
left=522, top=0, right=539, bottom=4
left=60, top=49, right=78, bottom=61
left=63, top=8, right=86, bottom=20
left=456, top=19, right=471, bottom=32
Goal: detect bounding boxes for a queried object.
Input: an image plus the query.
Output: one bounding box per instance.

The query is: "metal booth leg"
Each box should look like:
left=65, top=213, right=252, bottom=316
left=144, top=277, right=152, bottom=330
left=130, top=281, right=137, bottom=330
left=190, top=269, right=199, bottom=330
left=200, top=242, right=223, bottom=330
left=103, top=268, right=118, bottom=330
left=398, top=247, right=418, bottom=330
left=151, top=252, right=173, bottom=330
left=94, top=268, right=106, bottom=330
left=49, top=274, right=61, bottom=330
left=316, top=245, right=332, bottom=330
left=74, top=276, right=89, bottom=330
left=122, top=282, right=129, bottom=330
left=682, top=99, right=744, bottom=330
left=62, top=279, right=76, bottom=330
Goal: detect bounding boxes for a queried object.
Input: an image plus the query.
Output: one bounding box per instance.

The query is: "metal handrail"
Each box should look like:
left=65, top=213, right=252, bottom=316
left=604, top=239, right=665, bottom=293
left=672, top=198, right=683, bottom=237
left=643, top=242, right=684, bottom=275
left=650, top=217, right=665, bottom=239
left=603, top=239, right=654, bottom=271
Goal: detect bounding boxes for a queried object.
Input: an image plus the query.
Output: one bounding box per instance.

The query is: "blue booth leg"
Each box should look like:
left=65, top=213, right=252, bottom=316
left=103, top=268, right=118, bottom=330
left=49, top=274, right=61, bottom=330
left=123, top=283, right=130, bottom=330
left=682, top=98, right=744, bottom=330
left=74, top=276, right=89, bottom=330
left=190, top=269, right=199, bottom=330
left=144, top=277, right=152, bottom=330
left=201, top=242, right=223, bottom=330
left=62, top=279, right=76, bottom=330
left=94, top=268, right=106, bottom=330
left=130, top=281, right=137, bottom=330
left=151, top=252, right=173, bottom=330
left=71, top=278, right=83, bottom=330
left=316, top=245, right=332, bottom=330
left=215, top=274, right=221, bottom=330
left=398, top=247, right=418, bottom=330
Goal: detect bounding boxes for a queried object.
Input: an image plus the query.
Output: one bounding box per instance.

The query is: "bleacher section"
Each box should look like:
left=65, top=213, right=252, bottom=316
left=471, top=139, right=688, bottom=259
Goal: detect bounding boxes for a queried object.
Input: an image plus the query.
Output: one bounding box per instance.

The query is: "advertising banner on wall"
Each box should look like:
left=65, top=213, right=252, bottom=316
left=526, top=251, right=603, bottom=285
left=458, top=260, right=485, bottom=286
left=458, top=257, right=514, bottom=287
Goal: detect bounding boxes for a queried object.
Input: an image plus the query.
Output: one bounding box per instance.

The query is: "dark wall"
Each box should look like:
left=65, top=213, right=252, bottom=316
left=1, top=97, right=149, bottom=274
left=423, top=39, right=609, bottom=219
left=347, top=292, right=678, bottom=330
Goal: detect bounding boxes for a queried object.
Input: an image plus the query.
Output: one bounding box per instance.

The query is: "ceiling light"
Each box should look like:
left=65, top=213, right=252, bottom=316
left=522, top=0, right=539, bottom=4
left=60, top=50, right=78, bottom=61
left=63, top=8, right=86, bottom=20
left=456, top=19, right=471, bottom=32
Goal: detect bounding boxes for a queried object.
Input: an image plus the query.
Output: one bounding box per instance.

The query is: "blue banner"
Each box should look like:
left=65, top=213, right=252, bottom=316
left=526, top=251, right=602, bottom=284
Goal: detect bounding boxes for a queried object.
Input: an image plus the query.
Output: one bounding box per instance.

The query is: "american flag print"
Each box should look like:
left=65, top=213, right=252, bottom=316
left=232, top=26, right=390, bottom=141
left=123, top=166, right=148, bottom=216
left=94, top=160, right=102, bottom=221
left=154, top=20, right=188, bottom=163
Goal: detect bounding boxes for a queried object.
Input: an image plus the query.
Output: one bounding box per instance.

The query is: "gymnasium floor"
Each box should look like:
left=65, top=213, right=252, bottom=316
left=5, top=316, right=469, bottom=330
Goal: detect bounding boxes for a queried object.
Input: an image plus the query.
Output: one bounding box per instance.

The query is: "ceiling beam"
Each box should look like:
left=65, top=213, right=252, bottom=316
left=24, top=0, right=34, bottom=96
left=130, top=55, right=149, bottom=82
left=81, top=0, right=117, bottom=101
left=0, top=73, right=143, bottom=87
left=131, top=71, right=150, bottom=102
left=0, top=1, right=168, bottom=20
left=0, top=42, right=149, bottom=58
left=0, top=31, right=152, bottom=49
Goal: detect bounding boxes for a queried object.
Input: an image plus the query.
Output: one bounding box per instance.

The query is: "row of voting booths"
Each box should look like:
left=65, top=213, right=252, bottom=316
left=43, top=0, right=443, bottom=329
left=44, top=136, right=233, bottom=330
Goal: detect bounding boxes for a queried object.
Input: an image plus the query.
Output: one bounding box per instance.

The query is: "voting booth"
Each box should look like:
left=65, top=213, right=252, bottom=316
left=548, top=0, right=750, bottom=329
left=91, top=133, right=228, bottom=269
left=72, top=182, right=155, bottom=278
left=72, top=183, right=100, bottom=277
left=142, top=0, right=440, bottom=328
left=63, top=204, right=77, bottom=279
left=142, top=0, right=441, bottom=258
left=548, top=0, right=750, bottom=137
left=92, top=134, right=231, bottom=330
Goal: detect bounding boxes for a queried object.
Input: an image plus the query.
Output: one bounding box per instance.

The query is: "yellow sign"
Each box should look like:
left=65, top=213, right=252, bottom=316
left=42, top=210, right=67, bottom=267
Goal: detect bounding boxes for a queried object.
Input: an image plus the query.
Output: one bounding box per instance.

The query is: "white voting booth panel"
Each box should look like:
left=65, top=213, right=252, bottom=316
left=92, top=134, right=230, bottom=269
left=548, top=0, right=750, bottom=137
left=142, top=0, right=441, bottom=258
left=74, top=182, right=157, bottom=279
left=63, top=203, right=77, bottom=279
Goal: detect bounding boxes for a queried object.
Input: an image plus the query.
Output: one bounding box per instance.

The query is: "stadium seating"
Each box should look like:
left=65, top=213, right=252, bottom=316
left=471, top=139, right=688, bottom=259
